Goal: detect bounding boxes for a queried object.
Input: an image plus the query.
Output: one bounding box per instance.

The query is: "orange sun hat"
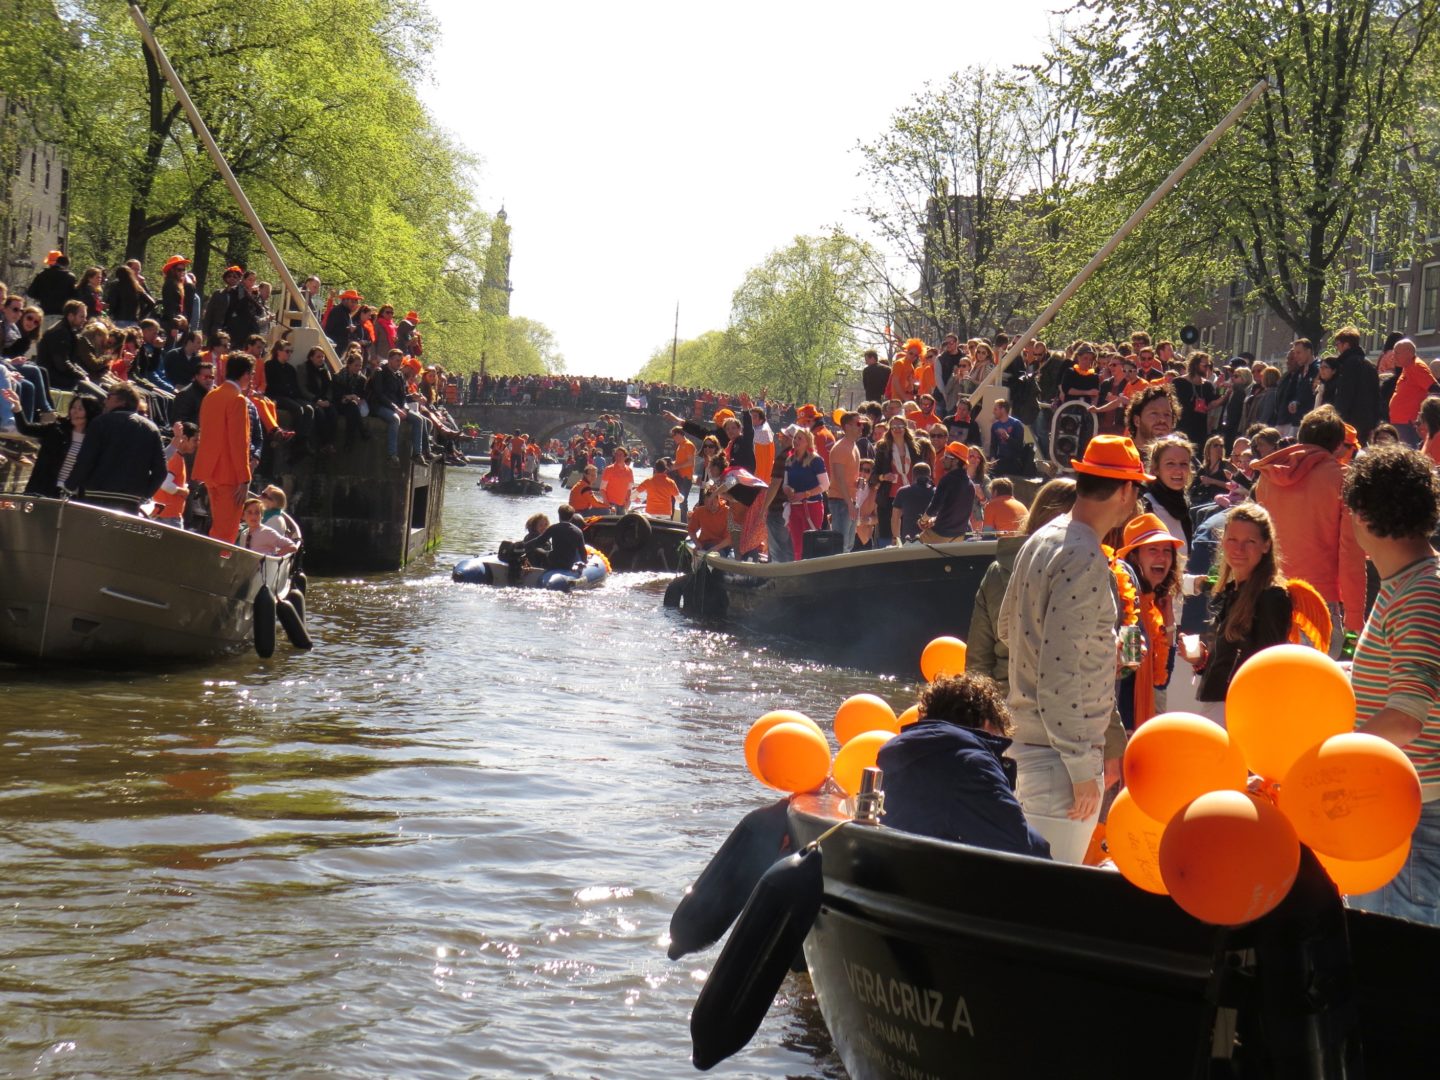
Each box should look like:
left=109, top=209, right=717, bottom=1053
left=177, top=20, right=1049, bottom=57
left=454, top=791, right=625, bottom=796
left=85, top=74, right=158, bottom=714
left=161, top=255, right=190, bottom=274
left=1072, top=434, right=1154, bottom=484
left=1116, top=512, right=1184, bottom=559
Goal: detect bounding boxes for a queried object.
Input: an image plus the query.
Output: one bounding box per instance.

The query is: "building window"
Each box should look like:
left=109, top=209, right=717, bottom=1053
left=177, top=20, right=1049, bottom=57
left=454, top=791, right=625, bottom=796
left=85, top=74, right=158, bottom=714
left=29, top=150, right=35, bottom=184
left=1392, top=283, right=1412, bottom=334
left=60, top=168, right=69, bottom=213
left=44, top=158, right=50, bottom=192
left=1420, top=263, right=1440, bottom=334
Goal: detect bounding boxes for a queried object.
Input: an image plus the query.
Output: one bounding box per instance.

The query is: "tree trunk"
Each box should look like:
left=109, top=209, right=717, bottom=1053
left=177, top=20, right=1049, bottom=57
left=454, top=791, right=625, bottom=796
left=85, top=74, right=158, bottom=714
left=192, top=218, right=213, bottom=294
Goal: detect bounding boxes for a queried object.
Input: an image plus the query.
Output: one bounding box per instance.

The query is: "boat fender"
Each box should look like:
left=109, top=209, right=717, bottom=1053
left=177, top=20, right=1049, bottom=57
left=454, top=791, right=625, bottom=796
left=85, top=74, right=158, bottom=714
left=451, top=557, right=492, bottom=584
left=663, top=575, right=686, bottom=609
left=287, top=585, right=305, bottom=624
left=668, top=798, right=790, bottom=959
left=615, top=511, right=652, bottom=551
left=292, top=572, right=307, bottom=594
left=689, top=844, right=824, bottom=1071
left=276, top=597, right=313, bottom=650
left=253, top=586, right=277, bottom=659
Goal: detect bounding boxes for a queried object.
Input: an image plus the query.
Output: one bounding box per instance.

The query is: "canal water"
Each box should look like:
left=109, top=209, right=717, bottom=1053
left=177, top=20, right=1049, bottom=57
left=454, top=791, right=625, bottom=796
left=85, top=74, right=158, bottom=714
left=1, top=466, right=918, bottom=1078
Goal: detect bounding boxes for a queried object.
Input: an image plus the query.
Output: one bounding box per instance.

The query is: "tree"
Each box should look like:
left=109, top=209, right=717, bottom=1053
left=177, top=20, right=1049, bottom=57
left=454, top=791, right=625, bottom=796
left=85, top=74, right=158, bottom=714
left=1052, top=0, right=1440, bottom=343
left=855, top=68, right=1045, bottom=342
left=634, top=329, right=753, bottom=391
left=728, top=232, right=874, bottom=404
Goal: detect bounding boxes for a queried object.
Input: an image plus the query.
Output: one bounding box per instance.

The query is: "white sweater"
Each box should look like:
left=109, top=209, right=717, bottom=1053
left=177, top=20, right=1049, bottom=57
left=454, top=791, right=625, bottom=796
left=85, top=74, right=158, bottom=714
left=997, top=514, right=1118, bottom=783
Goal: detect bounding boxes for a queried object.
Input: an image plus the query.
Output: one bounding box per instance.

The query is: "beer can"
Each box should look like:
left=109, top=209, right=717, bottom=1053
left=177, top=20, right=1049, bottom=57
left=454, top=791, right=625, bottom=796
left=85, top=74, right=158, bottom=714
left=1118, top=624, right=1146, bottom=670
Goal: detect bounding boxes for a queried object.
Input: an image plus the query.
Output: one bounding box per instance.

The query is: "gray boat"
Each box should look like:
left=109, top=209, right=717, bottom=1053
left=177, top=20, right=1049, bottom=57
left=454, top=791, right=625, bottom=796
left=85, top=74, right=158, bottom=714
left=0, top=495, right=296, bottom=664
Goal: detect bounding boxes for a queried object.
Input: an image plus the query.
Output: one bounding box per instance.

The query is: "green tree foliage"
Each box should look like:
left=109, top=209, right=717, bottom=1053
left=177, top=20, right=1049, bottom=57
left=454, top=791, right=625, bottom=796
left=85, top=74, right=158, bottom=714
left=1, top=0, right=550, bottom=374
left=855, top=68, right=1046, bottom=342
left=635, top=330, right=752, bottom=392
left=1051, top=0, right=1440, bottom=343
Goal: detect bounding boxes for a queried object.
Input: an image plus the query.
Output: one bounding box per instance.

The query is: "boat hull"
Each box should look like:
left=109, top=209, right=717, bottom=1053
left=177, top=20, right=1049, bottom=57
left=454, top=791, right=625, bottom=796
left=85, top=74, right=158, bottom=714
left=0, top=495, right=290, bottom=664
left=580, top=513, right=690, bottom=572
left=788, top=793, right=1227, bottom=1079
left=678, top=541, right=998, bottom=673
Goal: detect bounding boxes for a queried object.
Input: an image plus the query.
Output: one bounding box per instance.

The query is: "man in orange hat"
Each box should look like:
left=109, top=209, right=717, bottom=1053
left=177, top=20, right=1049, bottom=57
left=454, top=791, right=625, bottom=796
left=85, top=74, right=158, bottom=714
left=397, top=311, right=420, bottom=356
left=27, top=251, right=76, bottom=319
left=997, top=433, right=1151, bottom=862
left=916, top=441, right=975, bottom=542
left=202, top=265, right=244, bottom=345
left=325, top=289, right=362, bottom=353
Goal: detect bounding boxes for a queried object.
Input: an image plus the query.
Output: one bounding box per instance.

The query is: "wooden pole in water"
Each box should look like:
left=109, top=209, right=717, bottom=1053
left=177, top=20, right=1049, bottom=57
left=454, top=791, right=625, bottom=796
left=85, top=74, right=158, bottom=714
left=969, top=78, right=1269, bottom=410
left=127, top=4, right=341, bottom=373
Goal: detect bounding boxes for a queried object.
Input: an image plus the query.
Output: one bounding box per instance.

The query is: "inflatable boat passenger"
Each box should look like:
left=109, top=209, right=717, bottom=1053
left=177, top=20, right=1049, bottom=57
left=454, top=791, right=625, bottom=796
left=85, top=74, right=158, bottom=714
left=518, top=504, right=589, bottom=585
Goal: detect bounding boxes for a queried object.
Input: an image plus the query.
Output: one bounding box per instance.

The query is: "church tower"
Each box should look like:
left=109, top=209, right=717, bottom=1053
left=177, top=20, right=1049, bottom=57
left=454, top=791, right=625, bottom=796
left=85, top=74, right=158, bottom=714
left=482, top=205, right=513, bottom=316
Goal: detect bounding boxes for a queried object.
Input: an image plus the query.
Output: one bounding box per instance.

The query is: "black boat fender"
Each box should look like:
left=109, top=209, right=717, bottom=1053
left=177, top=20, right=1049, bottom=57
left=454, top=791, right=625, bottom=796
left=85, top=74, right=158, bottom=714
left=287, top=584, right=305, bottom=624
left=276, top=596, right=313, bottom=650
left=615, top=511, right=652, bottom=551
left=689, top=843, right=824, bottom=1071
left=663, top=575, right=686, bottom=608
left=253, top=585, right=276, bottom=659
left=292, top=572, right=307, bottom=594
left=668, top=798, right=790, bottom=960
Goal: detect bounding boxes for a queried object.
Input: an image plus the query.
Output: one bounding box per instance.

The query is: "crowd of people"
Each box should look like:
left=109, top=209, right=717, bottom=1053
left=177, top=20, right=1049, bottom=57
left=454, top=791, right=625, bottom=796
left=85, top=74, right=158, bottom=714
left=0, top=252, right=471, bottom=543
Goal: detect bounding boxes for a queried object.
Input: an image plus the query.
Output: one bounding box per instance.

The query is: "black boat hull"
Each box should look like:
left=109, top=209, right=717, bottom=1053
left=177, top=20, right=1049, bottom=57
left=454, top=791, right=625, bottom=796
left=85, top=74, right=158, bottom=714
left=580, top=513, right=690, bottom=572
left=676, top=542, right=997, bottom=673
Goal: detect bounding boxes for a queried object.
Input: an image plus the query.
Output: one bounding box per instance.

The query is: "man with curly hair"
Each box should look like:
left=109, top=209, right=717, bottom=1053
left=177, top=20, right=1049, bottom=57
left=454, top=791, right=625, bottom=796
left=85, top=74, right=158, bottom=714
left=1344, top=445, right=1440, bottom=925
left=876, top=675, right=1051, bottom=858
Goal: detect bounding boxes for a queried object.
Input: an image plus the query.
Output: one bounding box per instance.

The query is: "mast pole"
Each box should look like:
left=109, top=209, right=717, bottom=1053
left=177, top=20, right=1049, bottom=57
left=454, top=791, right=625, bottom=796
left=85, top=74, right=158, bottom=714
left=670, top=301, right=679, bottom=385
left=969, top=78, right=1269, bottom=406
left=127, top=4, right=341, bottom=372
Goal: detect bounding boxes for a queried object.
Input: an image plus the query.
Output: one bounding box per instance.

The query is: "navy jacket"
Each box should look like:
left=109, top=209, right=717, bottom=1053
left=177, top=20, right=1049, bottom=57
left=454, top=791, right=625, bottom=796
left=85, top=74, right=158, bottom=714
left=65, top=407, right=167, bottom=502
left=876, top=720, right=1051, bottom=858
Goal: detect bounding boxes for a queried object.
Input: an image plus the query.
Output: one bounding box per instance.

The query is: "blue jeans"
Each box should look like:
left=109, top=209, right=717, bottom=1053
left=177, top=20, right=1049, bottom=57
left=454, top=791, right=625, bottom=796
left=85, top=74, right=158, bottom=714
left=1349, top=798, right=1440, bottom=926
left=827, top=497, right=855, bottom=552
left=373, top=404, right=423, bottom=457
left=766, top=511, right=792, bottom=562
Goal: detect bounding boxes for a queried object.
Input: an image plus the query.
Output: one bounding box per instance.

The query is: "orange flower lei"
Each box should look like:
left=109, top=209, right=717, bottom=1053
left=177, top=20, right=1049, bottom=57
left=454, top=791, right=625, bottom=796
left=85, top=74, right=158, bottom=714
left=1102, top=545, right=1139, bottom=626
left=1138, top=593, right=1169, bottom=687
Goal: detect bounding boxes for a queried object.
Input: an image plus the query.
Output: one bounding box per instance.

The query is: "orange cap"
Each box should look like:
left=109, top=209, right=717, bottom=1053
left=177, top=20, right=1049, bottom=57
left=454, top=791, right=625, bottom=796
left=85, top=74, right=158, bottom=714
left=161, top=255, right=190, bottom=273
left=795, top=404, right=819, bottom=423
left=45, top=249, right=64, bottom=265
left=339, top=289, right=362, bottom=301
left=713, top=408, right=736, bottom=427
left=223, top=265, right=244, bottom=277
left=1072, top=434, right=1154, bottom=483
left=1116, top=512, right=1184, bottom=559
left=944, top=441, right=969, bottom=460
left=405, top=311, right=420, bottom=323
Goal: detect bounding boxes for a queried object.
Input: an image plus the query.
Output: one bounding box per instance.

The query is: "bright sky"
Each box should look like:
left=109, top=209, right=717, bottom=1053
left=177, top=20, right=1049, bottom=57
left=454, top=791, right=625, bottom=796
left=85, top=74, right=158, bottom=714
left=421, top=0, right=1061, bottom=378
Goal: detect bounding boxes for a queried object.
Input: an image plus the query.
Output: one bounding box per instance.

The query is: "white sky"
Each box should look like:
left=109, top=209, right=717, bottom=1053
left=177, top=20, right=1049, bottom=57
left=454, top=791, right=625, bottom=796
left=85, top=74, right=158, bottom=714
left=421, top=0, right=1061, bottom=378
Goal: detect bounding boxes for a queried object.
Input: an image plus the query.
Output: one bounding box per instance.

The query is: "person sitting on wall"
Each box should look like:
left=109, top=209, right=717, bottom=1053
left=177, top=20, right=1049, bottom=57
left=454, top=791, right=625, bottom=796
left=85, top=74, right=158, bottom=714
left=876, top=674, right=1052, bottom=859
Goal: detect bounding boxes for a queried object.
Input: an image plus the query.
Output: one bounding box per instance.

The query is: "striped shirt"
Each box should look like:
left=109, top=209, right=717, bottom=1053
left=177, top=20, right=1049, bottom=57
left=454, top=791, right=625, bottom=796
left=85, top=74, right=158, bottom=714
left=1351, top=554, right=1440, bottom=796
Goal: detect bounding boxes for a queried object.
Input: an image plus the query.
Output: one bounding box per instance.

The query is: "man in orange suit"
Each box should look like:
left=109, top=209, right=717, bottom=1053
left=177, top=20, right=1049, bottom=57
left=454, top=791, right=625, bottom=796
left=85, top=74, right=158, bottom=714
left=194, top=353, right=255, bottom=542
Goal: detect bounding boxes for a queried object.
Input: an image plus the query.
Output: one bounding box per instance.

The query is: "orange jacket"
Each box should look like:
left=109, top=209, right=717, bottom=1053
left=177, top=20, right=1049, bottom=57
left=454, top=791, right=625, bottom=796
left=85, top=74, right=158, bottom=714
left=193, top=381, right=252, bottom=486
left=1254, top=444, right=1366, bottom=630
left=887, top=358, right=915, bottom=401
left=636, top=474, right=680, bottom=517
left=152, top=453, right=188, bottom=519
left=1389, top=357, right=1437, bottom=424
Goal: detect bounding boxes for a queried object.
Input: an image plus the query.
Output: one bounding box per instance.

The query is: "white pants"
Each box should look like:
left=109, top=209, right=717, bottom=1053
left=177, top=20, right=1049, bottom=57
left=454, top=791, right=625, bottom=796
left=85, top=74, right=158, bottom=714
left=1009, top=743, right=1101, bottom=864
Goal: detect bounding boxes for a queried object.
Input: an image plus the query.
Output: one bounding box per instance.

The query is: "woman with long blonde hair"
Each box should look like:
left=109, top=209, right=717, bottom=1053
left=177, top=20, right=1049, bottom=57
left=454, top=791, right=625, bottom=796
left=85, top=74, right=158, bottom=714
left=1190, top=503, right=1293, bottom=726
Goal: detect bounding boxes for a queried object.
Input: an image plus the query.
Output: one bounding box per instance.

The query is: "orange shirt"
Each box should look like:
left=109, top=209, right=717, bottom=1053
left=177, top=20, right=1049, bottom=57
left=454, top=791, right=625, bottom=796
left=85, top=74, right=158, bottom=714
left=887, top=358, right=916, bottom=400
left=688, top=500, right=732, bottom=546
left=983, top=495, right=1027, bottom=532
left=152, top=453, right=188, bottom=520
left=636, top=474, right=681, bottom=517
left=917, top=359, right=937, bottom=397
left=672, top=438, right=696, bottom=476
left=913, top=408, right=942, bottom=430
left=813, top=427, right=835, bottom=469
left=601, top=461, right=634, bottom=507
left=570, top=480, right=607, bottom=511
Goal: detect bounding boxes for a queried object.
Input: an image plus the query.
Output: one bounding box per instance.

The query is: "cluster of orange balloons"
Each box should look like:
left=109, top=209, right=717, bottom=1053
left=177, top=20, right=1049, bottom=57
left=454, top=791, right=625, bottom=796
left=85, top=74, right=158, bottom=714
left=1109, top=645, right=1422, bottom=923
left=741, top=636, right=965, bottom=797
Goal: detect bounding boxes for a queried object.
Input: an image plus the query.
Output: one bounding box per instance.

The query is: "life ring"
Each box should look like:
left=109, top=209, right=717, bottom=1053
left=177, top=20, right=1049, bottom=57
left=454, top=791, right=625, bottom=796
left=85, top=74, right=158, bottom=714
left=615, top=511, right=652, bottom=551
left=276, top=596, right=313, bottom=650
left=253, top=585, right=276, bottom=659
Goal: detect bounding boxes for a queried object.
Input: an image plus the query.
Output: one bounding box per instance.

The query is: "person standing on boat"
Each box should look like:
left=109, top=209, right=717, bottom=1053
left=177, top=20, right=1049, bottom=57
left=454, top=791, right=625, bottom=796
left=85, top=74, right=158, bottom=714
left=1341, top=447, right=1440, bottom=925
left=601, top=446, right=635, bottom=514
left=193, top=352, right=256, bottom=542
left=997, top=435, right=1149, bottom=863
left=65, top=382, right=167, bottom=514
left=827, top=412, right=862, bottom=552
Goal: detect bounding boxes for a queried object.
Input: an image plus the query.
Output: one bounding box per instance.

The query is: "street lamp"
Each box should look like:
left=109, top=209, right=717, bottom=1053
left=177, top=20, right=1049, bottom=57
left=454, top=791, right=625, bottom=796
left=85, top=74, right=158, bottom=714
left=829, top=380, right=841, bottom=411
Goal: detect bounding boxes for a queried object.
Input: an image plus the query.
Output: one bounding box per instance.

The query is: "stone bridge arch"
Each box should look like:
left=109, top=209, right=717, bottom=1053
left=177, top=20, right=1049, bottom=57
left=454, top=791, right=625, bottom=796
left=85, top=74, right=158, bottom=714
left=449, top=404, right=677, bottom=457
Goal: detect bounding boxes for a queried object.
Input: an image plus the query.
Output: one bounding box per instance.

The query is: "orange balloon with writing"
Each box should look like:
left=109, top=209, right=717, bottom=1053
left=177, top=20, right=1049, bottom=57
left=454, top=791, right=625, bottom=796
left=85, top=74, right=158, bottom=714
left=1159, top=790, right=1301, bottom=925
left=834, top=694, right=899, bottom=745
left=1107, top=789, right=1168, bottom=895
left=1278, top=733, right=1421, bottom=861
left=744, top=710, right=824, bottom=785
left=1225, top=644, right=1355, bottom=781
left=1123, top=712, right=1247, bottom=824
left=755, top=722, right=831, bottom=794
left=832, top=731, right=895, bottom=797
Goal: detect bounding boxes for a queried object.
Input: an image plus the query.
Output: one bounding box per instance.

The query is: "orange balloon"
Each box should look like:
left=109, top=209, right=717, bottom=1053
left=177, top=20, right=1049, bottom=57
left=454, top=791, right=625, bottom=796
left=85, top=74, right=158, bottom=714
left=1160, top=791, right=1300, bottom=925
left=898, top=705, right=920, bottom=728
left=834, top=694, right=899, bottom=745
left=832, top=731, right=895, bottom=797
left=1278, top=733, right=1421, bottom=861
left=1316, top=838, right=1411, bottom=895
left=920, top=636, right=967, bottom=682
left=1123, top=712, right=1247, bottom=824
left=756, top=722, right=831, bottom=793
left=1106, top=789, right=1169, bottom=895
left=1226, top=644, right=1354, bottom=780
left=744, top=710, right=823, bottom=785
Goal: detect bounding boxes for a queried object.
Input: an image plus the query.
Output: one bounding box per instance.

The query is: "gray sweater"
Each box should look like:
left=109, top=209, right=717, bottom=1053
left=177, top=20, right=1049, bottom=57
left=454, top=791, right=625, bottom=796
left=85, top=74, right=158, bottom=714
left=997, top=515, right=1118, bottom=784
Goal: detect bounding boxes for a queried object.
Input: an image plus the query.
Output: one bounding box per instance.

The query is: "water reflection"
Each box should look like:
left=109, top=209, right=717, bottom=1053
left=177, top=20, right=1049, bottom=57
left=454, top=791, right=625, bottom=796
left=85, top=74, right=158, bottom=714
left=0, top=466, right=888, bottom=1078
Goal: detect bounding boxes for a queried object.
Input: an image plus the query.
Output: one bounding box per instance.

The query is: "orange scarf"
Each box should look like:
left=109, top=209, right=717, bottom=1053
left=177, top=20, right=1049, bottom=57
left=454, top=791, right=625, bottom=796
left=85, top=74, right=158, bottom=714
left=1132, top=592, right=1171, bottom=726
